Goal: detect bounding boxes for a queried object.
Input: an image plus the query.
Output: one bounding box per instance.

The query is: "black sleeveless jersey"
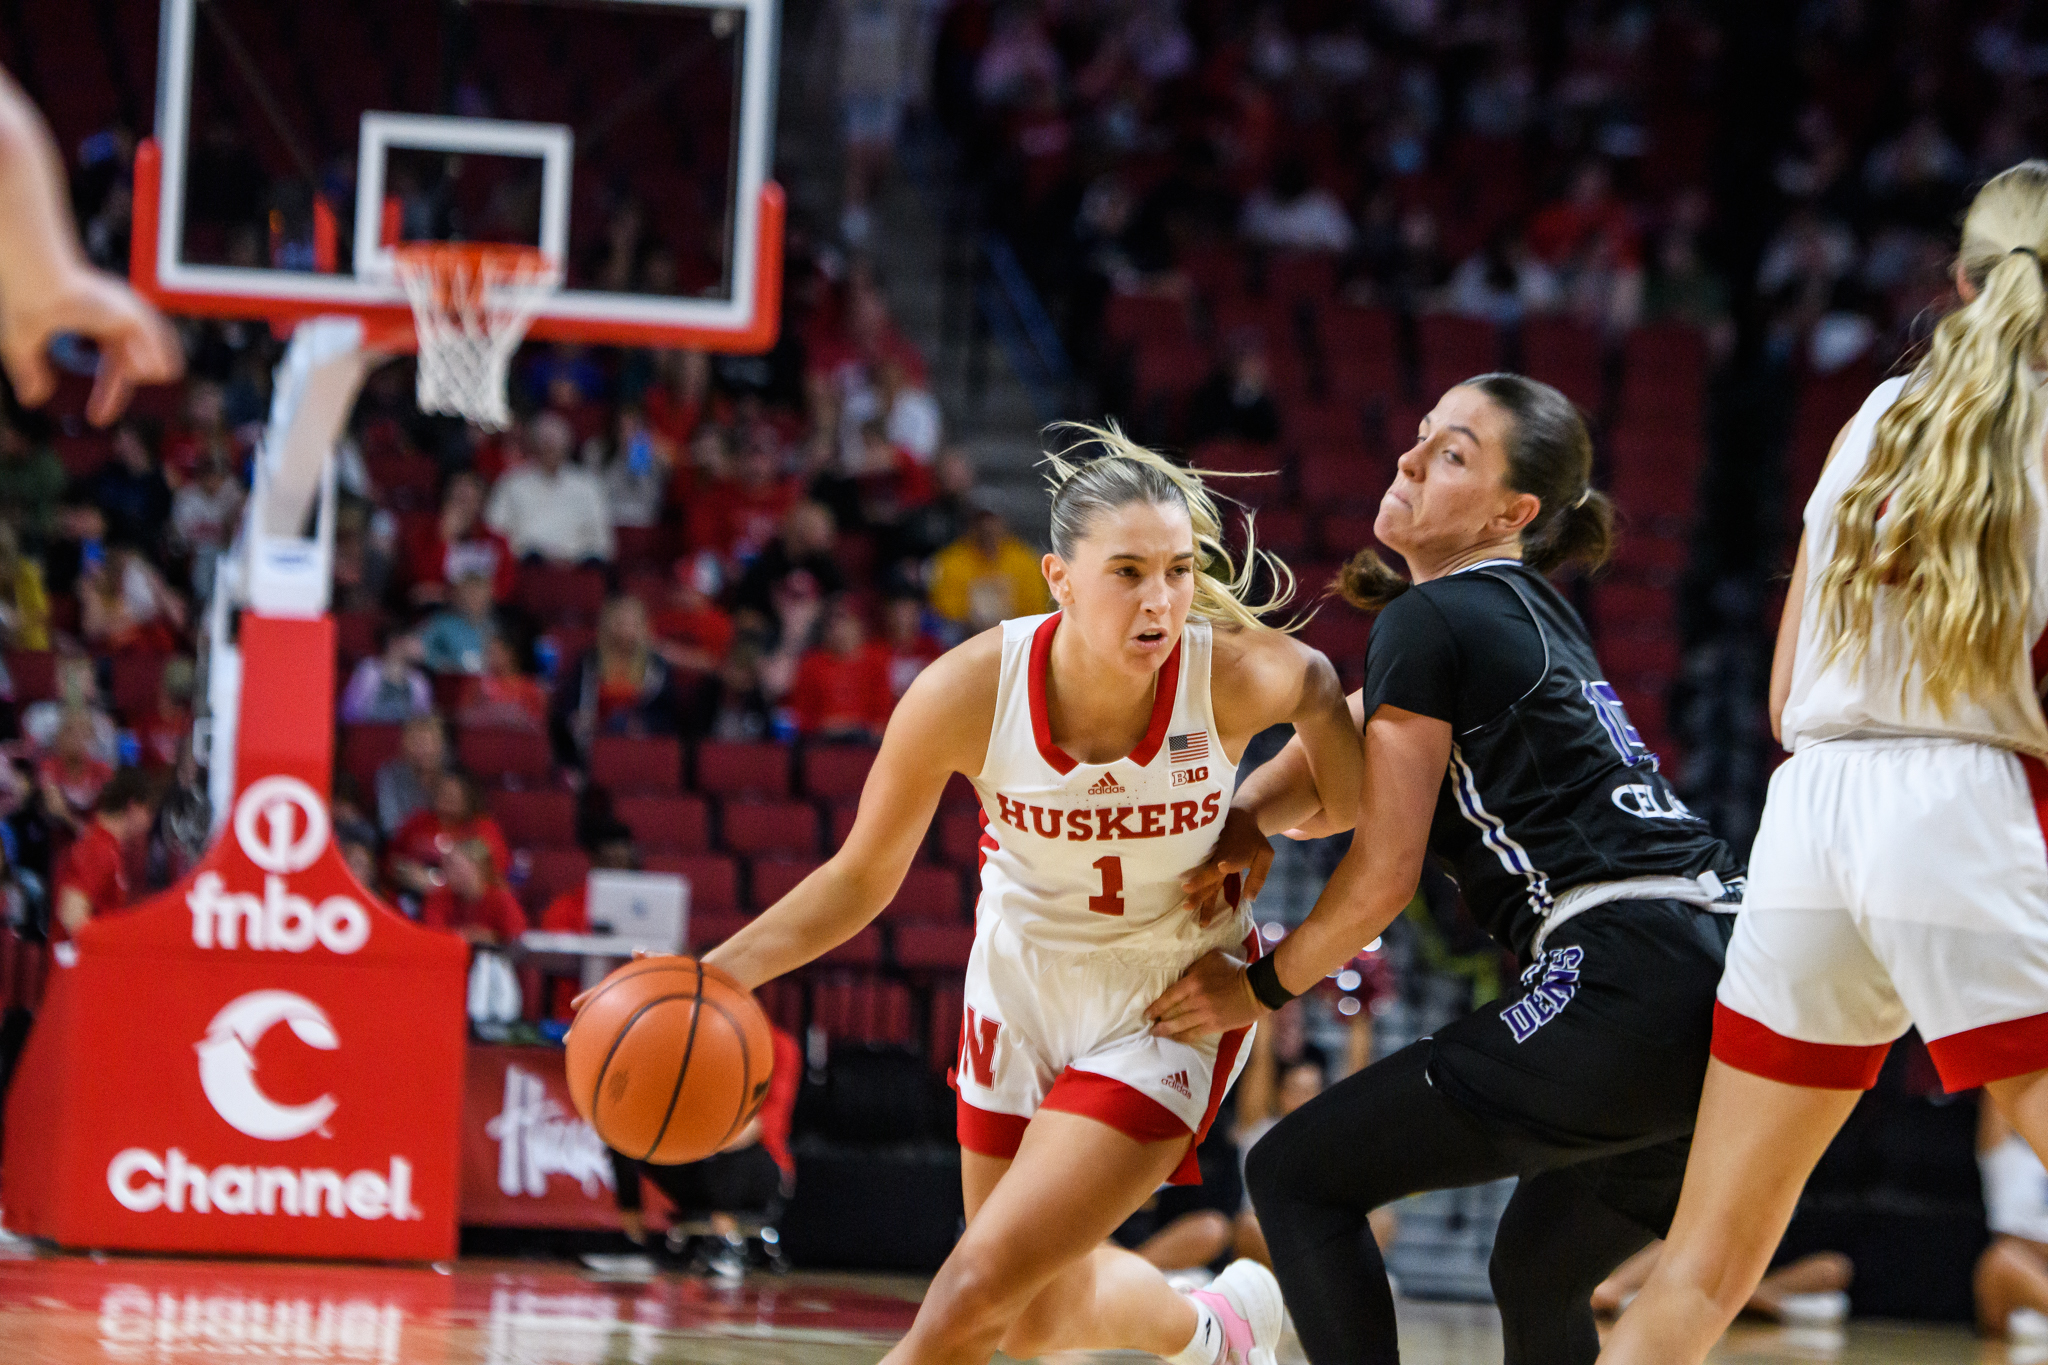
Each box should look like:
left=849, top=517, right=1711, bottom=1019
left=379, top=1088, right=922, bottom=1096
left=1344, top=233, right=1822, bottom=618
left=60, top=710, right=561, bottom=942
left=1358, top=560, right=1743, bottom=959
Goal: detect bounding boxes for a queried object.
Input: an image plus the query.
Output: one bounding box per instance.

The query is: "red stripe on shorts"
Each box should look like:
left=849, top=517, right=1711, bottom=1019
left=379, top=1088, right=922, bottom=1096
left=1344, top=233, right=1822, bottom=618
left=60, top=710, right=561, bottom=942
left=1926, top=1011, right=2048, bottom=1092
left=955, top=1097, right=1030, bottom=1160
left=1040, top=1068, right=1192, bottom=1145
left=1711, top=1001, right=1890, bottom=1090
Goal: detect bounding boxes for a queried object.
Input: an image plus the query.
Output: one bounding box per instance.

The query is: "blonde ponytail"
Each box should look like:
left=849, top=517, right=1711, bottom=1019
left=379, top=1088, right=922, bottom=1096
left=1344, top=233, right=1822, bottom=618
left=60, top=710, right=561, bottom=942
left=1042, top=421, right=1298, bottom=632
left=1812, top=160, right=2048, bottom=715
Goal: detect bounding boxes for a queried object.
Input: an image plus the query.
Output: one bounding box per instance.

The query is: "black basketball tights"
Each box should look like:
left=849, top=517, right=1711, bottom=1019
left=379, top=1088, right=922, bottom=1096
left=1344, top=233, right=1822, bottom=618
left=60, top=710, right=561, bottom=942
left=1244, top=1043, right=1659, bottom=1365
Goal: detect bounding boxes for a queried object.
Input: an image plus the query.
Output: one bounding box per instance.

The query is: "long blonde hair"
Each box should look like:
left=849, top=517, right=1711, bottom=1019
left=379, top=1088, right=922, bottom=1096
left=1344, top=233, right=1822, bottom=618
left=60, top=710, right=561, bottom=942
left=1812, top=161, right=2048, bottom=714
left=1042, top=421, right=1297, bottom=633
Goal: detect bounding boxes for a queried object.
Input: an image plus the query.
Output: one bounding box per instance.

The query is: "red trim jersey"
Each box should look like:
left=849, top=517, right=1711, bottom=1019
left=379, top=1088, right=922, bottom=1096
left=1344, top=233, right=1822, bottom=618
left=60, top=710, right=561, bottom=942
left=971, top=612, right=1245, bottom=957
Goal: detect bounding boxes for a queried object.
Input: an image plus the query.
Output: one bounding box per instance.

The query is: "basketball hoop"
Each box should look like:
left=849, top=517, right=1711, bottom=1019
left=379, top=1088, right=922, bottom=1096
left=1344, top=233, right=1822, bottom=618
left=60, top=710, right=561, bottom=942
left=391, top=243, right=560, bottom=430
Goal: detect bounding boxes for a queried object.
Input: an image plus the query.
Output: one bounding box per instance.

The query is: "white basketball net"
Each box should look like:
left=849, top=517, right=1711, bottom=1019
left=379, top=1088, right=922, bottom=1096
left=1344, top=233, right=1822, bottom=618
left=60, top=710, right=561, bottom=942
left=392, top=245, right=561, bottom=430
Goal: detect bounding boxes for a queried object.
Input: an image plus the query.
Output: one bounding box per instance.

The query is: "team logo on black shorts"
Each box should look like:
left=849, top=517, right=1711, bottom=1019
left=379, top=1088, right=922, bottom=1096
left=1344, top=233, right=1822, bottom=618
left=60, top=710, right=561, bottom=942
left=1501, top=946, right=1583, bottom=1043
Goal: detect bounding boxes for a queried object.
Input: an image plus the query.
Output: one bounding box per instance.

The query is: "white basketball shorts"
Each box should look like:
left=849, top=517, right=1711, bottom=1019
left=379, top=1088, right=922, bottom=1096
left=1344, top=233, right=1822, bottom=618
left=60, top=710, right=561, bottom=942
left=952, top=913, right=1257, bottom=1185
left=1716, top=737, right=2048, bottom=1092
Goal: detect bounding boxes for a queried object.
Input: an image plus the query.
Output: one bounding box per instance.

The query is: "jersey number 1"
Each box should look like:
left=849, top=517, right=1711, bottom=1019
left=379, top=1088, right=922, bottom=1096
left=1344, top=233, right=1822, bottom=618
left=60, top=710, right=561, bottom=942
left=1089, top=855, right=1125, bottom=916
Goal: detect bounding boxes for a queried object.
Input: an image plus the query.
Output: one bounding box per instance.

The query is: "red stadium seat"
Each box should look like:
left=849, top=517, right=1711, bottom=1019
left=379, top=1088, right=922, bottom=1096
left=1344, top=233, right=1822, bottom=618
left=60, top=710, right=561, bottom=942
left=1300, top=450, right=1383, bottom=508
left=522, top=847, right=589, bottom=909
left=1589, top=584, right=1674, bottom=636
left=1266, top=251, right=1337, bottom=304
left=1300, top=607, right=1374, bottom=668
left=883, top=866, right=968, bottom=922
left=817, top=929, right=884, bottom=969
left=612, top=525, right=667, bottom=571
left=687, top=910, right=751, bottom=952
left=1243, top=506, right=1308, bottom=558
left=748, top=856, right=822, bottom=910
left=800, top=743, right=878, bottom=800
left=458, top=728, right=554, bottom=786
left=340, top=723, right=404, bottom=788
left=721, top=798, right=819, bottom=857
left=1105, top=292, right=1193, bottom=345
left=1417, top=314, right=1501, bottom=397
left=1318, top=512, right=1377, bottom=559
left=515, top=564, right=607, bottom=621
left=896, top=923, right=976, bottom=971
left=333, top=611, right=384, bottom=666
left=6, top=651, right=55, bottom=705
left=1320, top=305, right=1402, bottom=398
left=694, top=740, right=791, bottom=797
left=490, top=789, right=576, bottom=847
left=1523, top=317, right=1606, bottom=412
left=827, top=799, right=860, bottom=851
left=613, top=793, right=710, bottom=853
left=935, top=807, right=988, bottom=869
left=591, top=735, right=683, bottom=793
left=643, top=852, right=739, bottom=916
left=809, top=972, right=913, bottom=1042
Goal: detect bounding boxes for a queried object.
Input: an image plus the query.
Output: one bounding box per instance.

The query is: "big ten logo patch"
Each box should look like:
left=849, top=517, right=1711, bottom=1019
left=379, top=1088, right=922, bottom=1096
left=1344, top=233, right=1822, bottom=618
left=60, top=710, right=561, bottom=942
left=1171, top=766, right=1208, bottom=787
left=1500, top=946, right=1584, bottom=1044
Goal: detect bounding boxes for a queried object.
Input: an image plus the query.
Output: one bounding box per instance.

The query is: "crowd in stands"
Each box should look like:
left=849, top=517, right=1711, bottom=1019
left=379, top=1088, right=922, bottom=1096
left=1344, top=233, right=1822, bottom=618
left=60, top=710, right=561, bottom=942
left=0, top=39, right=1080, bottom=1042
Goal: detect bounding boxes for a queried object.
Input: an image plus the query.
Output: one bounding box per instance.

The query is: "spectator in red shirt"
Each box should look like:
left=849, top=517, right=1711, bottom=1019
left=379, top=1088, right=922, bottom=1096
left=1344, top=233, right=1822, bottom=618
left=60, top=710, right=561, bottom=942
left=38, top=707, right=114, bottom=834
left=405, top=471, right=515, bottom=607
left=388, top=771, right=511, bottom=899
left=650, top=553, right=736, bottom=672
left=686, top=426, right=799, bottom=570
left=456, top=637, right=549, bottom=733
left=787, top=604, right=895, bottom=741
left=1527, top=158, right=1644, bottom=330
left=52, top=767, right=156, bottom=945
left=842, top=417, right=936, bottom=537
left=418, top=839, right=527, bottom=946
left=880, top=594, right=943, bottom=700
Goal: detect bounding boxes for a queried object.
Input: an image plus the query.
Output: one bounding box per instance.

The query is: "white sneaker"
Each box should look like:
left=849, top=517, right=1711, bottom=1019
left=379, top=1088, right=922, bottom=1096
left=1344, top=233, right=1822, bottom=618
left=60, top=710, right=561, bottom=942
left=2011, top=1307, right=2048, bottom=1343
left=1774, top=1290, right=1848, bottom=1326
left=1191, top=1259, right=1286, bottom=1365
left=1165, top=1267, right=1216, bottom=1292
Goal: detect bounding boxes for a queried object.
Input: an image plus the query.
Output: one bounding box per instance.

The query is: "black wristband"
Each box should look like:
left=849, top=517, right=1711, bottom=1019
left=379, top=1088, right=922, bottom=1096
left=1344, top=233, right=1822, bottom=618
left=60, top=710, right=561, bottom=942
left=1245, top=954, right=1297, bottom=1011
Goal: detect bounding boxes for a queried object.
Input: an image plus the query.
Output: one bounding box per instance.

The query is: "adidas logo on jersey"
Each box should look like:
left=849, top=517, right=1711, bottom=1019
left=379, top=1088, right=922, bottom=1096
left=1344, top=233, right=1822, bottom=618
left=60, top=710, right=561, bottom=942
left=1162, top=1070, right=1191, bottom=1099
left=1087, top=772, right=1126, bottom=796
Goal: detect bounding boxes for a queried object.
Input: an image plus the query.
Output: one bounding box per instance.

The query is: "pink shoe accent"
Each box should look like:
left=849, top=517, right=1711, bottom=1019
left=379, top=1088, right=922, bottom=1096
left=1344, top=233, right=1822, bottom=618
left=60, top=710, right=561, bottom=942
left=1190, top=1289, right=1253, bottom=1363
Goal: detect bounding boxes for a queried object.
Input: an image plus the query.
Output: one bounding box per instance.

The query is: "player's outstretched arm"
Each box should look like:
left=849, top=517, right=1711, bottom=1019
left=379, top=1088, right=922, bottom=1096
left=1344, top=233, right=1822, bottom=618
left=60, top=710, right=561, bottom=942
left=701, top=632, right=998, bottom=991
left=1150, top=703, right=1445, bottom=1041
left=0, top=67, right=181, bottom=424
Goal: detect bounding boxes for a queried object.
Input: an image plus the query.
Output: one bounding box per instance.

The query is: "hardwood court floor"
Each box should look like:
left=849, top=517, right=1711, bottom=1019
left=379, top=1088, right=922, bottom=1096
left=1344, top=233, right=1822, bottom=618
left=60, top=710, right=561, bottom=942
left=0, top=1249, right=2010, bottom=1364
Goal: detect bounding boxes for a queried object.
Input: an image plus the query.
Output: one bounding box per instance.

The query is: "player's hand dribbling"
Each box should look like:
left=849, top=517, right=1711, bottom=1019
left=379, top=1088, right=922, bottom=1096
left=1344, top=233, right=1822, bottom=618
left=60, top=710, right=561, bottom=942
left=1145, top=947, right=1264, bottom=1040
left=1179, top=805, right=1273, bottom=925
left=0, top=262, right=182, bottom=427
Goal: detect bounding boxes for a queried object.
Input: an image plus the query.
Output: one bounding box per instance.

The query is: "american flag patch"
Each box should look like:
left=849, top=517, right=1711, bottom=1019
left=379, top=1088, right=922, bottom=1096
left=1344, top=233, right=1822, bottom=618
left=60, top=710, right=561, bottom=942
left=1168, top=732, right=1209, bottom=764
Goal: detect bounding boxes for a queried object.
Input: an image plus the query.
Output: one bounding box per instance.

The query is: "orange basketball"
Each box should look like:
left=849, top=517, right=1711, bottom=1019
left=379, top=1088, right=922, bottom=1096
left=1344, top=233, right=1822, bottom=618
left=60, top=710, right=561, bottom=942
left=565, top=956, right=775, bottom=1165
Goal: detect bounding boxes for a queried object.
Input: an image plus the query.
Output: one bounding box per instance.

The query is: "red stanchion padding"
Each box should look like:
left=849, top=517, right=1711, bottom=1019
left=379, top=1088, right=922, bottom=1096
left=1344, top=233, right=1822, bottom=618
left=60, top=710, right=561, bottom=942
left=1, top=615, right=468, bottom=1259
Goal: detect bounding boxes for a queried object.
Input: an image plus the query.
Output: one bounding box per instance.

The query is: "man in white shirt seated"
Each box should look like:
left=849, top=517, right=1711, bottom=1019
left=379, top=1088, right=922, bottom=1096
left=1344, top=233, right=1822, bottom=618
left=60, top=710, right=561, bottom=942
left=485, top=410, right=615, bottom=565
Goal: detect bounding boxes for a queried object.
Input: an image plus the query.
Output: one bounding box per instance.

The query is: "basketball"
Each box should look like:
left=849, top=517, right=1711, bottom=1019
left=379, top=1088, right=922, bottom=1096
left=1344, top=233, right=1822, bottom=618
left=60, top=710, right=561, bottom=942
left=565, top=956, right=775, bottom=1165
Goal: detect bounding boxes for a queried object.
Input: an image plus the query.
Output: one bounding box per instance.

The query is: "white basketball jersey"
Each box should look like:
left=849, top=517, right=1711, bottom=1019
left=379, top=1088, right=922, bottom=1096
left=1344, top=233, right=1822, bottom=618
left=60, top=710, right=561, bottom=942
left=971, top=613, right=1247, bottom=957
left=1781, top=374, right=2048, bottom=757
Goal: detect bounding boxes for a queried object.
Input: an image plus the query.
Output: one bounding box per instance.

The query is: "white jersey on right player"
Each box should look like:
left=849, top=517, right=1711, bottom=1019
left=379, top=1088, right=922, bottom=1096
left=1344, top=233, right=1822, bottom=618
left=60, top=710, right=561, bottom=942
left=1779, top=374, right=2048, bottom=758
left=1716, top=373, right=2048, bottom=1094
